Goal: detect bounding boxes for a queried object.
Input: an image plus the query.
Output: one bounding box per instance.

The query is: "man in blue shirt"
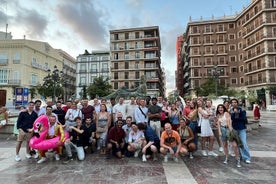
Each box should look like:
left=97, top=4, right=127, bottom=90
left=137, top=123, right=160, bottom=162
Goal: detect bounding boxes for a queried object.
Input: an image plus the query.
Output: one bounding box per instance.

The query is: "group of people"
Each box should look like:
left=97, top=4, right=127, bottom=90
left=13, top=95, right=251, bottom=168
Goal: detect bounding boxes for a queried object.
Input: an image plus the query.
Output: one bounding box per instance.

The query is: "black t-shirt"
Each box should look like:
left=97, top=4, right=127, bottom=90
left=70, top=126, right=84, bottom=147
left=82, top=123, right=96, bottom=138
left=53, top=108, right=66, bottom=125
left=148, top=105, right=162, bottom=121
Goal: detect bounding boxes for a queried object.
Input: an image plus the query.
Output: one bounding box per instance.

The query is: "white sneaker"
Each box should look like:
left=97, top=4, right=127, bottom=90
left=173, top=156, right=179, bottom=162
left=55, top=154, right=60, bottom=161
left=245, top=160, right=251, bottom=164
left=142, top=154, right=147, bottom=162
left=208, top=151, right=218, bottom=157
left=33, top=152, right=39, bottom=159
left=219, top=147, right=224, bottom=152
left=202, top=150, right=207, bottom=156
left=25, top=153, right=32, bottom=159
left=15, top=155, right=21, bottom=162
left=37, top=157, right=47, bottom=164
left=189, top=152, right=194, bottom=159
left=134, top=150, right=139, bottom=158
left=163, top=155, right=168, bottom=162
left=230, top=152, right=235, bottom=157
left=223, top=157, right=228, bottom=164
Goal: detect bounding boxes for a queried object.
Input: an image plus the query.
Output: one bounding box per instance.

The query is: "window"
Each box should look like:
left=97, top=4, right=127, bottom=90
left=239, top=54, right=243, bottom=61
left=231, top=78, right=237, bottom=84
left=205, top=46, right=212, bottom=54
left=194, top=79, right=200, bottom=87
left=79, top=64, right=86, bottom=72
left=135, top=51, right=140, bottom=59
left=114, top=72, right=118, bottom=79
left=240, top=66, right=243, bottom=72
left=31, top=74, right=38, bottom=85
left=273, top=27, right=276, bottom=37
left=0, top=53, right=8, bottom=64
left=125, top=62, right=129, bottom=69
left=231, top=67, right=237, bottom=73
left=229, top=34, right=235, bottom=40
left=192, top=47, right=199, bottom=55
left=114, top=62, right=118, bottom=69
left=135, top=62, right=139, bottom=69
left=240, top=77, right=244, bottom=84
left=257, top=59, right=262, bottom=69
left=114, top=34, right=119, bottom=40
left=80, top=75, right=86, bottom=86
left=217, top=24, right=224, bottom=32
left=135, top=72, right=140, bottom=79
left=124, top=52, right=129, bottom=59
left=124, top=42, right=129, bottom=49
left=229, top=44, right=236, bottom=51
left=124, top=82, right=129, bottom=89
left=229, top=23, right=234, bottom=29
left=256, top=45, right=261, bottom=54
left=114, top=53, right=119, bottom=60
left=230, top=56, right=236, bottom=62
left=102, top=63, right=108, bottom=72
left=238, top=42, right=242, bottom=49
left=218, top=45, right=225, bottom=53
left=114, top=43, right=119, bottom=50
left=218, top=35, right=224, bottom=42
left=205, top=58, right=212, bottom=65
left=205, top=25, right=211, bottom=33
left=13, top=52, right=20, bottom=64
left=192, top=26, right=198, bottom=34
left=273, top=0, right=276, bottom=7
left=193, top=58, right=199, bottom=66
left=0, top=69, right=9, bottom=84
left=125, top=33, right=129, bottom=40
left=91, top=56, right=98, bottom=61
left=135, top=42, right=139, bottom=49
left=135, top=32, right=139, bottom=39
left=125, top=72, right=129, bottom=79
left=134, top=82, right=139, bottom=87
left=205, top=36, right=211, bottom=43
left=219, top=57, right=225, bottom=65
left=194, top=69, right=199, bottom=77
left=114, top=82, right=118, bottom=89
left=193, top=37, right=198, bottom=44
left=91, top=64, right=97, bottom=72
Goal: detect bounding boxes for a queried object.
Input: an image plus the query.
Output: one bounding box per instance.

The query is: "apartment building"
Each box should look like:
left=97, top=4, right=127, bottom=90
left=109, top=26, right=165, bottom=98
left=176, top=35, right=185, bottom=96
left=0, top=33, right=76, bottom=106
left=180, top=0, right=276, bottom=104
left=76, top=50, right=110, bottom=99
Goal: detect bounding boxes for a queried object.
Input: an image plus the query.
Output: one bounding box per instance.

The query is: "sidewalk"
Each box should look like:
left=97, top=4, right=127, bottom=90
left=0, top=112, right=275, bottom=184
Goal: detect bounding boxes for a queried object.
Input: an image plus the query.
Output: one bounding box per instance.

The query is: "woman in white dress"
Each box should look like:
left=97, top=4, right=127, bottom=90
left=197, top=99, right=217, bottom=157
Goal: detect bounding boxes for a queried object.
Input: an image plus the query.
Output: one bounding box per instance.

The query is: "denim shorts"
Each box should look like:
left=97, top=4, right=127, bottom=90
left=220, top=127, right=229, bottom=141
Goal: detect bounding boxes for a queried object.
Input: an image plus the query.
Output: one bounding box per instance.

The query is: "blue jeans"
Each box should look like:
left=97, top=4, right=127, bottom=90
left=236, top=129, right=251, bottom=161
left=189, top=121, right=198, bottom=150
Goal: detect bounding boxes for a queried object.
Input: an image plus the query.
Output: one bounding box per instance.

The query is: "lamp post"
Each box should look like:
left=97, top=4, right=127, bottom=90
left=213, top=64, right=219, bottom=98
left=48, top=65, right=63, bottom=104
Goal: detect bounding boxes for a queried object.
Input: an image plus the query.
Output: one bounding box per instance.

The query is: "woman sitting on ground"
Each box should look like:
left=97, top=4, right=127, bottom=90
left=178, top=118, right=196, bottom=159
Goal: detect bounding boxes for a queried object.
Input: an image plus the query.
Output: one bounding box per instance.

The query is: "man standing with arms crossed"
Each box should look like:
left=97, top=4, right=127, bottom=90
left=148, top=97, right=162, bottom=138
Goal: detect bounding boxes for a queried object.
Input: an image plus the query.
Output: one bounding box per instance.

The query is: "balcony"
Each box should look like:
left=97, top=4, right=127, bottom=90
left=0, top=59, right=8, bottom=65
left=13, top=60, right=20, bottom=64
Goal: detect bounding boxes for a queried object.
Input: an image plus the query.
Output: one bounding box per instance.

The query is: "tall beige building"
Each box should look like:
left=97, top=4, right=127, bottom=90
left=0, top=33, right=76, bottom=106
left=181, top=0, right=276, bottom=104
left=110, top=26, right=165, bottom=97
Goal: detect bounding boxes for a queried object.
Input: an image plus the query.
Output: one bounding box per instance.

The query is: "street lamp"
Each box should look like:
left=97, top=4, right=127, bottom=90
left=48, top=65, right=63, bottom=104
left=213, top=64, right=219, bottom=98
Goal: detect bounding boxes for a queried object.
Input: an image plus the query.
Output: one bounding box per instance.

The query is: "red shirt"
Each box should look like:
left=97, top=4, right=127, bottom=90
left=107, top=126, right=125, bottom=143
left=183, top=106, right=191, bottom=116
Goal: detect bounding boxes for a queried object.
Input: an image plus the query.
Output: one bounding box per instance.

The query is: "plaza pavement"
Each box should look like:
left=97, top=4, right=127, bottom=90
left=0, top=111, right=275, bottom=184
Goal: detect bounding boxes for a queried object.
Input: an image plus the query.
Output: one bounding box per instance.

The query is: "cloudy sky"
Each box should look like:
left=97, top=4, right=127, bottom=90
left=0, top=0, right=251, bottom=95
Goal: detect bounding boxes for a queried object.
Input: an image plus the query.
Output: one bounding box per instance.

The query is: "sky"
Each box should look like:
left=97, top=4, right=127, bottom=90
left=0, top=0, right=251, bottom=95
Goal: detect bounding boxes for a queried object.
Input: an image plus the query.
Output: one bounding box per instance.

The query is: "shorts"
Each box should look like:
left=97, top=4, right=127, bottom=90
left=17, top=128, right=33, bottom=142
left=146, top=142, right=160, bottom=155
left=132, top=142, right=142, bottom=150
left=165, top=146, right=178, bottom=153
left=0, top=120, right=7, bottom=126
left=110, top=142, right=123, bottom=154
left=220, top=127, right=229, bottom=141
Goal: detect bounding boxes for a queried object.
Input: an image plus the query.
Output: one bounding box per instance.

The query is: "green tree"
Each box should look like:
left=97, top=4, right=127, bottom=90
left=87, top=76, right=112, bottom=99
left=36, top=74, right=64, bottom=99
left=194, top=77, right=227, bottom=97
left=29, top=87, right=37, bottom=100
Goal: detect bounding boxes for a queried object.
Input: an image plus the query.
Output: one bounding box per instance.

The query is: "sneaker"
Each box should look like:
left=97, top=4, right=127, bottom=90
left=163, top=155, right=168, bottom=162
left=25, top=153, right=32, bottom=159
left=55, top=154, right=60, bottom=161
left=245, top=160, right=251, bottom=164
left=97, top=146, right=100, bottom=150
left=202, top=150, right=207, bottom=156
left=219, top=147, right=224, bottom=152
left=173, top=156, right=179, bottom=162
left=189, top=152, right=194, bottom=159
left=134, top=150, right=139, bottom=158
left=15, top=155, right=21, bottom=162
left=230, top=152, right=235, bottom=157
left=33, top=152, right=39, bottom=159
left=142, top=154, right=147, bottom=162
left=223, top=157, right=228, bottom=164
left=63, top=156, right=73, bottom=164
left=236, top=158, right=241, bottom=168
left=208, top=151, right=218, bottom=157
left=37, top=157, right=47, bottom=164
